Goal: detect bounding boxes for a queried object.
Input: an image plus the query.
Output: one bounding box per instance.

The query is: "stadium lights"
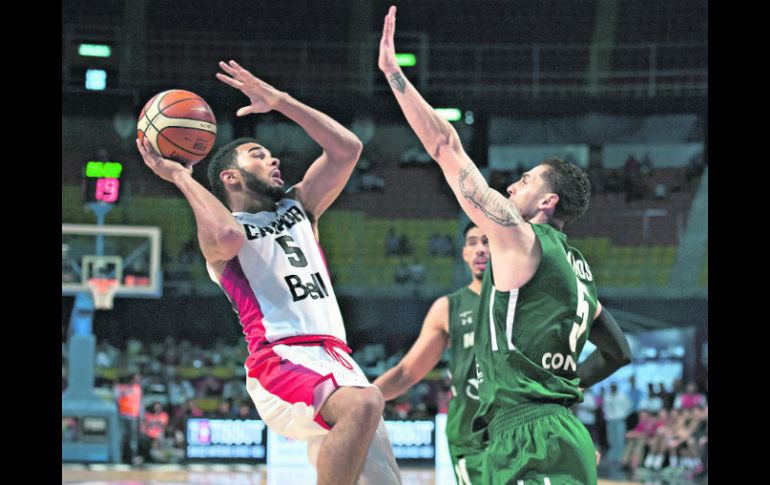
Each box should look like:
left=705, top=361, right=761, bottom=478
left=396, top=53, right=417, bottom=67
left=435, top=108, right=462, bottom=121
left=79, top=44, right=112, bottom=58
left=85, top=69, right=107, bottom=91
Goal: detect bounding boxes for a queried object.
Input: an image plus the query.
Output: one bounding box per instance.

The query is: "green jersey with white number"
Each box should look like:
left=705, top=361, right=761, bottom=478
left=472, top=223, right=598, bottom=432
left=445, top=286, right=485, bottom=455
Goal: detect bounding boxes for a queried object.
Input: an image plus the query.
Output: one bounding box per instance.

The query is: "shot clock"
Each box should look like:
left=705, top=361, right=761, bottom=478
left=83, top=161, right=122, bottom=204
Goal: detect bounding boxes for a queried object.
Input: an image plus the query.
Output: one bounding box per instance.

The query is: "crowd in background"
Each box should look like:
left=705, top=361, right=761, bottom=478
left=572, top=376, right=708, bottom=480
left=62, top=336, right=450, bottom=465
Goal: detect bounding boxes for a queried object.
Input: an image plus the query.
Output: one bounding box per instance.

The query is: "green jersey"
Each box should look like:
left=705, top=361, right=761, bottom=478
left=445, top=286, right=484, bottom=455
left=472, top=223, right=598, bottom=432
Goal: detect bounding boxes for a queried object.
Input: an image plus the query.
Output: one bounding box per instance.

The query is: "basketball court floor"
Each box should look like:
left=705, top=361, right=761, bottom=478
left=62, top=463, right=700, bottom=485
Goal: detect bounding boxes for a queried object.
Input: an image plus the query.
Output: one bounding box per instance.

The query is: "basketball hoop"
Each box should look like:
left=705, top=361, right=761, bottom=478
left=87, top=278, right=118, bottom=310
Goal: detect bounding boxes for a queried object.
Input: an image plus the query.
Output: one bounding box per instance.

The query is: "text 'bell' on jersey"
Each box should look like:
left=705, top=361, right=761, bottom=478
left=446, top=286, right=485, bottom=455
left=472, top=223, right=598, bottom=430
left=207, top=197, right=346, bottom=359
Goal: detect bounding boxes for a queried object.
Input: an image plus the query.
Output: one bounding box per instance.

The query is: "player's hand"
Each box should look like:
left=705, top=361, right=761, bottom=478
left=136, top=137, right=192, bottom=183
left=379, top=6, right=401, bottom=75
left=595, top=449, right=601, bottom=465
left=216, top=60, right=285, bottom=116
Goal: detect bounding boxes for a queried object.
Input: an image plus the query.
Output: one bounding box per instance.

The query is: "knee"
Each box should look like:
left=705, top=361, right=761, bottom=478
left=350, top=387, right=385, bottom=425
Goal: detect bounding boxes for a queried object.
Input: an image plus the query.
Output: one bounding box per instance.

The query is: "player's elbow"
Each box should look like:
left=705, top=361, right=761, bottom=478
left=618, top=340, right=633, bottom=366
left=429, top=128, right=463, bottom=163
left=611, top=351, right=632, bottom=368
left=332, top=135, right=364, bottom=163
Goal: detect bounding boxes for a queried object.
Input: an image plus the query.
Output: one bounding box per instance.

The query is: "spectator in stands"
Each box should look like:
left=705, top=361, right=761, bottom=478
left=691, top=406, right=708, bottom=476
left=95, top=340, right=118, bottom=368
left=638, top=382, right=664, bottom=413
left=195, top=375, right=223, bottom=397
left=393, top=259, right=410, bottom=284
left=139, top=401, right=170, bottom=461
left=665, top=408, right=704, bottom=473
left=386, top=227, right=401, bottom=256
left=623, top=155, right=643, bottom=202
left=149, top=427, right=186, bottom=464
left=595, top=386, right=609, bottom=454
left=358, top=159, right=386, bottom=192
left=222, top=377, right=250, bottom=403
left=659, top=380, right=677, bottom=410
left=408, top=258, right=426, bottom=286
left=236, top=401, right=259, bottom=420
left=674, top=381, right=707, bottom=410
left=212, top=399, right=233, bottom=418
left=166, top=370, right=195, bottom=407
left=399, top=145, right=431, bottom=167
left=627, top=376, right=643, bottom=429
left=488, top=169, right=513, bottom=194
left=428, top=233, right=446, bottom=256
left=620, top=410, right=654, bottom=472
left=428, top=234, right=454, bottom=256
left=173, top=398, right=204, bottom=431
left=603, top=382, right=633, bottom=464
left=585, top=157, right=605, bottom=195
left=573, top=387, right=600, bottom=447
left=114, top=372, right=143, bottom=464
left=643, top=408, right=673, bottom=470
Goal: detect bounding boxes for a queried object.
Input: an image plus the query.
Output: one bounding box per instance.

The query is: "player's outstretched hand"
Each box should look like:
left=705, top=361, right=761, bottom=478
left=136, top=137, right=192, bottom=183
left=379, top=6, right=400, bottom=75
left=216, top=60, right=285, bottom=117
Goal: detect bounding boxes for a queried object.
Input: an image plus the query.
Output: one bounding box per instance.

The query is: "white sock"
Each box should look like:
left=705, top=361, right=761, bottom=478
left=694, top=457, right=702, bottom=468
left=653, top=455, right=664, bottom=469
left=670, top=455, right=678, bottom=467
left=644, top=454, right=654, bottom=468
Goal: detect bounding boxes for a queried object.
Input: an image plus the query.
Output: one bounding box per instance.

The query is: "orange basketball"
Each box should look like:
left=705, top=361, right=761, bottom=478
left=137, top=89, right=217, bottom=165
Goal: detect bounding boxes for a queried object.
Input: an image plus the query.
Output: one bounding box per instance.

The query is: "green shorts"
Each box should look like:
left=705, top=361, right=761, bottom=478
left=483, top=403, right=596, bottom=485
left=449, top=443, right=485, bottom=485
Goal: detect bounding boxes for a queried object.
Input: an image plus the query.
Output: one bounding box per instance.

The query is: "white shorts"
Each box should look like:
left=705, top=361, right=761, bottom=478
left=245, top=335, right=372, bottom=440
left=244, top=335, right=402, bottom=484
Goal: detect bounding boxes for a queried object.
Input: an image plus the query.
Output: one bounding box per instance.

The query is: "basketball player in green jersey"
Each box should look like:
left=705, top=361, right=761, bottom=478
left=379, top=7, right=632, bottom=484
left=375, top=222, right=488, bottom=485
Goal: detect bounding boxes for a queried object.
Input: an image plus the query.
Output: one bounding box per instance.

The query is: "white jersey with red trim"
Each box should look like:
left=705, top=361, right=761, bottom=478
left=207, top=196, right=346, bottom=353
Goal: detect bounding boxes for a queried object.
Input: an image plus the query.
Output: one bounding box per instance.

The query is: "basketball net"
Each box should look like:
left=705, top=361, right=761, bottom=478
left=87, top=278, right=118, bottom=310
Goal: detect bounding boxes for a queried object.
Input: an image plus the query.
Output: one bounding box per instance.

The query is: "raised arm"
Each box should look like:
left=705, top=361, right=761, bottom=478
left=374, top=296, right=450, bottom=401
left=216, top=60, right=362, bottom=220
left=378, top=7, right=538, bottom=288
left=136, top=138, right=245, bottom=266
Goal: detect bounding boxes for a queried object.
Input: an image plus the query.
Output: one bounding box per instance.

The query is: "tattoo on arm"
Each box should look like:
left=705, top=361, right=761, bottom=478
left=389, top=72, right=407, bottom=93
left=458, top=163, right=523, bottom=227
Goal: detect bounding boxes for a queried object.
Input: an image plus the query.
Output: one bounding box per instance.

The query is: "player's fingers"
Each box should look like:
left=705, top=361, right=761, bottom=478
left=216, top=72, right=243, bottom=88
left=228, top=59, right=249, bottom=75
left=218, top=60, right=241, bottom=77
left=236, top=106, right=255, bottom=117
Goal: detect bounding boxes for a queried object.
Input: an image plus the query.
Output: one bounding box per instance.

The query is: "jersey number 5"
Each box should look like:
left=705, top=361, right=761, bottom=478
left=569, top=278, right=590, bottom=353
left=275, top=236, right=308, bottom=267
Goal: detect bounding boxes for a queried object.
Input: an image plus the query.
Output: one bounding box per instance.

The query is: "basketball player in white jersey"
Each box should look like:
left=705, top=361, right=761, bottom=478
left=137, top=59, right=401, bottom=485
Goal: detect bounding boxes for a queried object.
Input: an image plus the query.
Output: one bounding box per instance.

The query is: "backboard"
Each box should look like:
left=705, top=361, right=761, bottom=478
left=62, top=224, right=162, bottom=299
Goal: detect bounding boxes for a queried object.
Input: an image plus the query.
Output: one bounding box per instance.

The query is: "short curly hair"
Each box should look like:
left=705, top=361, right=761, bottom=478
left=540, top=156, right=591, bottom=227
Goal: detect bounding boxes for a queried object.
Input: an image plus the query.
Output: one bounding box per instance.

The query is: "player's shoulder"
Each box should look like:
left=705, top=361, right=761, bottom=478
left=446, top=285, right=474, bottom=301
left=428, top=294, right=450, bottom=315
